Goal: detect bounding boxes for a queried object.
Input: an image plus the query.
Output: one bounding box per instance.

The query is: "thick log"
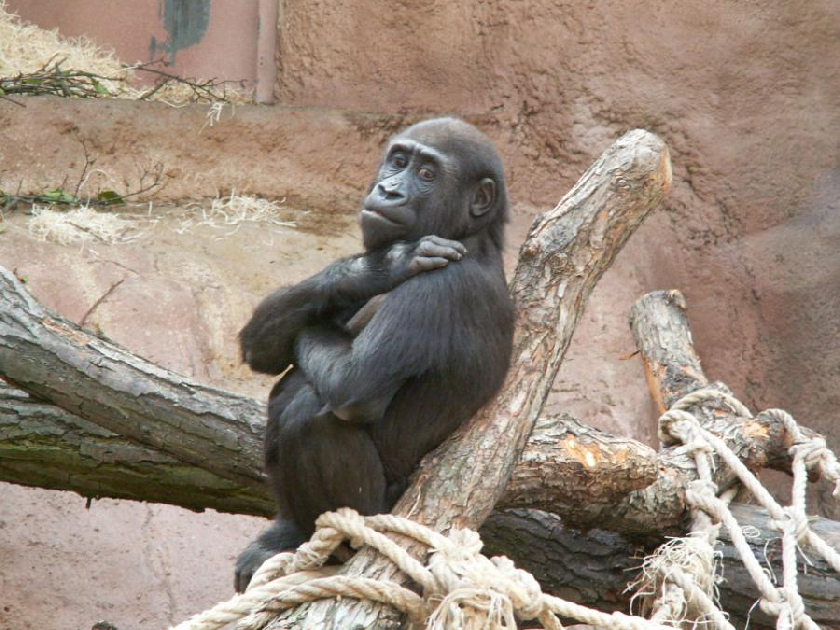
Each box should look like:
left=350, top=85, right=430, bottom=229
left=0, top=382, right=273, bottom=516
left=0, top=270, right=266, bottom=487
left=274, top=129, right=671, bottom=627
left=0, top=379, right=655, bottom=517
left=521, top=391, right=819, bottom=535
left=499, top=414, right=658, bottom=511
left=481, top=503, right=840, bottom=630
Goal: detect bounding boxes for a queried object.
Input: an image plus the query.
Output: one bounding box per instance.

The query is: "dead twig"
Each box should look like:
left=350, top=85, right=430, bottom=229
left=0, top=55, right=247, bottom=105
left=0, top=143, right=166, bottom=210
left=128, top=57, right=248, bottom=104
left=79, top=279, right=125, bottom=328
left=0, top=55, right=122, bottom=99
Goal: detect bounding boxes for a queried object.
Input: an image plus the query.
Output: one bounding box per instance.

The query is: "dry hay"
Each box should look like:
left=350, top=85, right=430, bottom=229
left=28, top=205, right=139, bottom=246
left=26, top=193, right=297, bottom=246
left=0, top=1, right=252, bottom=105
left=174, top=192, right=297, bottom=236
left=0, top=1, right=127, bottom=91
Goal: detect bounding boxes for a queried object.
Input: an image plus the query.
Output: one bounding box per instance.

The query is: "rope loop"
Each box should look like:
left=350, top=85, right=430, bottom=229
left=659, top=408, right=706, bottom=448
left=317, top=507, right=367, bottom=548
left=770, top=506, right=810, bottom=544
left=758, top=587, right=806, bottom=627
left=760, top=408, right=840, bottom=498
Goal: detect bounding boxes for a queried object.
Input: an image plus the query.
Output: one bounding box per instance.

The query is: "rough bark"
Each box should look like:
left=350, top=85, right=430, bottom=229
left=499, top=414, right=657, bottom=511
left=0, top=379, right=654, bottom=517
left=0, top=382, right=273, bottom=516
left=481, top=503, right=840, bottom=630
left=629, top=289, right=709, bottom=413
left=273, top=129, right=672, bottom=627
left=0, top=270, right=266, bottom=487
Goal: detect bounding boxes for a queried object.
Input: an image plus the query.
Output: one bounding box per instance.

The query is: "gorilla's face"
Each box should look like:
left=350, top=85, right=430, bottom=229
left=361, top=118, right=506, bottom=252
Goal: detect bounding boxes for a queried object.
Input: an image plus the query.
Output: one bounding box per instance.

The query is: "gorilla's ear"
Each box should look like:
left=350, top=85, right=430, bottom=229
left=470, top=178, right=497, bottom=217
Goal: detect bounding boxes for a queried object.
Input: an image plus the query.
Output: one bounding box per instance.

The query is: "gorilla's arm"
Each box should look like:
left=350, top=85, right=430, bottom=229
left=293, top=324, right=403, bottom=422
left=240, top=237, right=465, bottom=374
left=295, top=262, right=481, bottom=418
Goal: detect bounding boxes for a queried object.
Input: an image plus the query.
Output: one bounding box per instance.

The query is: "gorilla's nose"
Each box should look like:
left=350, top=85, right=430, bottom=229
left=376, top=181, right=406, bottom=204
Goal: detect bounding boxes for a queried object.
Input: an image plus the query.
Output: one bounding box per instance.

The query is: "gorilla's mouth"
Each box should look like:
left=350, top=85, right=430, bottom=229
left=361, top=207, right=400, bottom=226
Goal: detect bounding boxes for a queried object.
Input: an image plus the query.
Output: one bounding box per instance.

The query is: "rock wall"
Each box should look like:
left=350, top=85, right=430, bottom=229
left=0, top=1, right=838, bottom=628
left=275, top=0, right=840, bottom=476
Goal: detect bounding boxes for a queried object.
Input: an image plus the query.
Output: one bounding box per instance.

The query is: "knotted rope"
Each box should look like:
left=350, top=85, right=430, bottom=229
left=636, top=387, right=840, bottom=630
left=173, top=508, right=676, bottom=630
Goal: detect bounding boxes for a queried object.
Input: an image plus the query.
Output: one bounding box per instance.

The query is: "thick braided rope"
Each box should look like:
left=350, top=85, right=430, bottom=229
left=173, top=505, right=678, bottom=630
left=240, top=575, right=427, bottom=630
left=661, top=389, right=839, bottom=630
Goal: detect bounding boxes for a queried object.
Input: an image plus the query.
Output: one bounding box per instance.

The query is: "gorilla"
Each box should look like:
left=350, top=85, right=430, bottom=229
left=235, top=118, right=515, bottom=591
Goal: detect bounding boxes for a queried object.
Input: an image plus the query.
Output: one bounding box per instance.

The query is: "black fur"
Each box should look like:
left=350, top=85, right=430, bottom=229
left=235, top=118, right=515, bottom=591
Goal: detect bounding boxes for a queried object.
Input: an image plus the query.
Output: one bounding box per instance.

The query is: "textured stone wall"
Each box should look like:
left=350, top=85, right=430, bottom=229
left=0, top=2, right=838, bottom=627
left=274, top=1, right=840, bottom=505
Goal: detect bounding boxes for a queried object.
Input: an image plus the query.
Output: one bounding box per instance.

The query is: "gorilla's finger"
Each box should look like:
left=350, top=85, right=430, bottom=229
left=417, top=241, right=463, bottom=260
left=409, top=256, right=450, bottom=272
left=425, top=235, right=467, bottom=254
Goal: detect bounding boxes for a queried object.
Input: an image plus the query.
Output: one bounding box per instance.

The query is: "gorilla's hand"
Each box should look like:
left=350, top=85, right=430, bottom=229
left=345, top=293, right=387, bottom=335
left=342, top=236, right=463, bottom=336
left=387, top=235, right=466, bottom=283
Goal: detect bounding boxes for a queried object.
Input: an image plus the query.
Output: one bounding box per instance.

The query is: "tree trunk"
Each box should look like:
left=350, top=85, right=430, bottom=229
left=0, top=380, right=657, bottom=518
left=0, top=270, right=266, bottom=486
left=0, top=382, right=274, bottom=516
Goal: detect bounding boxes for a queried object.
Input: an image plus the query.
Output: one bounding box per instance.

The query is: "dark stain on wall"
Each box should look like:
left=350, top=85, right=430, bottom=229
left=150, top=0, right=211, bottom=63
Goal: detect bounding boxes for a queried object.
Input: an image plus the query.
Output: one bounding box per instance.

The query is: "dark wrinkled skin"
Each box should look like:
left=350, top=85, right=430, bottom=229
left=235, top=118, right=515, bottom=592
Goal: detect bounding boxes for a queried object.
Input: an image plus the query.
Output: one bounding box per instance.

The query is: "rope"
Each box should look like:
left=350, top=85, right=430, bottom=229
left=173, top=386, right=839, bottom=630
left=653, top=388, right=840, bottom=630
left=172, top=506, right=677, bottom=630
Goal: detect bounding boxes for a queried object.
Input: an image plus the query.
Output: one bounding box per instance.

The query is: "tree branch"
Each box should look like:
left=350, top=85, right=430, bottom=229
left=0, top=380, right=655, bottom=517
left=0, top=271, right=265, bottom=486
left=0, top=381, right=272, bottom=516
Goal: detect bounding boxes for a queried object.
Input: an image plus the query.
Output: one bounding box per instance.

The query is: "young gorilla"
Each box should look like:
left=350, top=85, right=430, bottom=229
left=235, top=118, right=515, bottom=591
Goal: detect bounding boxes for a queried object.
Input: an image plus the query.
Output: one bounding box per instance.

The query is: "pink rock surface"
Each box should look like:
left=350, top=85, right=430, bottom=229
left=0, top=1, right=838, bottom=626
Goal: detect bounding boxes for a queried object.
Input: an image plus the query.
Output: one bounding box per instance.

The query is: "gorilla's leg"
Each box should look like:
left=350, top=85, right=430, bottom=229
left=234, top=517, right=307, bottom=592
left=236, top=369, right=387, bottom=591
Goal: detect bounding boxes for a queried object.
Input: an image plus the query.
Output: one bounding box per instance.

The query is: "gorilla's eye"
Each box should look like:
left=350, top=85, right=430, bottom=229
left=418, top=166, right=435, bottom=181
left=391, top=153, right=408, bottom=168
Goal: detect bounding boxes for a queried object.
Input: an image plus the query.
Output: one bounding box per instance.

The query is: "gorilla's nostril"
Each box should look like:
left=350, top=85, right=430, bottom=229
left=378, top=183, right=402, bottom=198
